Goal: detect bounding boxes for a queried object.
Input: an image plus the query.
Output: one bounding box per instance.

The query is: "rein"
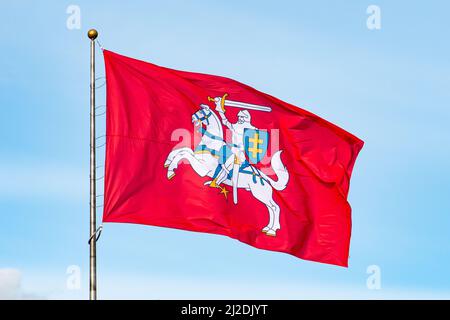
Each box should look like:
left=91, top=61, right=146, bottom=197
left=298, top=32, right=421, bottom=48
left=197, top=127, right=238, bottom=148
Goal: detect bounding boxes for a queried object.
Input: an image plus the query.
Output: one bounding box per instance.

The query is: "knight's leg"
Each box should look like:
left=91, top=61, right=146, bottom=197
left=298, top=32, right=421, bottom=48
left=207, top=165, right=224, bottom=187
left=215, top=155, right=234, bottom=185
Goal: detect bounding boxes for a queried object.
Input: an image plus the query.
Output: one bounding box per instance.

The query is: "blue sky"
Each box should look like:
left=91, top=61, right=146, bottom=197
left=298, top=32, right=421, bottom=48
left=1, top=0, right=450, bottom=299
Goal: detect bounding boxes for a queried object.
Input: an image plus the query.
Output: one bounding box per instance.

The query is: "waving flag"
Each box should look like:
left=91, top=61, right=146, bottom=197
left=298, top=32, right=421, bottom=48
left=102, top=50, right=363, bottom=267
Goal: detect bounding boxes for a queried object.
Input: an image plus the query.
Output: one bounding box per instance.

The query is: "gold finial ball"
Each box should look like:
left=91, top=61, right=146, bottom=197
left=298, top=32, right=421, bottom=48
left=87, top=29, right=98, bottom=40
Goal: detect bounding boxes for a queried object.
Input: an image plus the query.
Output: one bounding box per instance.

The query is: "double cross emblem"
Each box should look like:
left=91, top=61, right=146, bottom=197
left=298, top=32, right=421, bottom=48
left=244, top=129, right=269, bottom=164
left=248, top=132, right=264, bottom=159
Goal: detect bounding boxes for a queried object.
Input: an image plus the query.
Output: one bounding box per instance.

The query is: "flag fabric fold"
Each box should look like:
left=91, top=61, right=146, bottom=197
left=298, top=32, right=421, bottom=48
left=102, top=50, right=363, bottom=267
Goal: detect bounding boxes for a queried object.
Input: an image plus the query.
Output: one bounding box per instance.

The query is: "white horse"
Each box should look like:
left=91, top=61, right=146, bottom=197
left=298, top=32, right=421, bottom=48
left=164, top=104, right=289, bottom=236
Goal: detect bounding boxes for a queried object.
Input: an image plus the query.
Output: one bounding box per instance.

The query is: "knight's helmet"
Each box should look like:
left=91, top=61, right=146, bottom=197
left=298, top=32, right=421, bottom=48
left=237, top=110, right=251, bottom=122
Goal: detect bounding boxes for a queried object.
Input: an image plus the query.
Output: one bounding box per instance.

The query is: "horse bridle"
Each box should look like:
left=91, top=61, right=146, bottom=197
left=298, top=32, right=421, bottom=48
left=193, top=108, right=212, bottom=125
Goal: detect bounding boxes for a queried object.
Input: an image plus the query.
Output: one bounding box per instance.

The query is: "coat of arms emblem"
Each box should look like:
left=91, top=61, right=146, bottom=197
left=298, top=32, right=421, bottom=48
left=164, top=94, right=289, bottom=236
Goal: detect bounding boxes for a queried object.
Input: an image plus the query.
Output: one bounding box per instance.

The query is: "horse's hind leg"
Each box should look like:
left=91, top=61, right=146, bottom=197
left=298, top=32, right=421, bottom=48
left=262, top=206, right=275, bottom=233
left=263, top=201, right=280, bottom=236
left=269, top=199, right=280, bottom=232
left=249, top=183, right=281, bottom=236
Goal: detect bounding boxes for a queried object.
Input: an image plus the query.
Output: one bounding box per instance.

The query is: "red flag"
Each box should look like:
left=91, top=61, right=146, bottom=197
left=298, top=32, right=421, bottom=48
left=102, top=50, right=363, bottom=267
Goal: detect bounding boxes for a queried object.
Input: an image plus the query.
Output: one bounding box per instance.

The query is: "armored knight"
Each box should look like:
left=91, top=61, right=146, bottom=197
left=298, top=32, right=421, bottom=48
left=206, top=95, right=257, bottom=204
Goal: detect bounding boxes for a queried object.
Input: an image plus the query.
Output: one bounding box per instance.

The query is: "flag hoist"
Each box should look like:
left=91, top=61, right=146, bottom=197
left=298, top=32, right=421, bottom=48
left=88, top=28, right=98, bottom=301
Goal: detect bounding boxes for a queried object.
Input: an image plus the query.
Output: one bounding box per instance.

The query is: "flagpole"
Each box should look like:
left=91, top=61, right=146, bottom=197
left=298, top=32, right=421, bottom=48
left=88, top=28, right=98, bottom=301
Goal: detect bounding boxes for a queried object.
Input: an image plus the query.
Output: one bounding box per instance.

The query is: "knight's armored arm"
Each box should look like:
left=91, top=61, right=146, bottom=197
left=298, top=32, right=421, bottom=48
left=219, top=111, right=233, bottom=129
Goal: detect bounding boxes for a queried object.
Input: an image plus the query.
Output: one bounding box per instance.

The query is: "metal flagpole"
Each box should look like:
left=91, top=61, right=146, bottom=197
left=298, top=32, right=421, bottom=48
left=88, top=28, right=98, bottom=300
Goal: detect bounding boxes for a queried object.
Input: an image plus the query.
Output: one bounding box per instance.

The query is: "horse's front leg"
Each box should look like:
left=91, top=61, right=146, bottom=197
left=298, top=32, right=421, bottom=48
left=164, top=147, right=191, bottom=168
left=167, top=149, right=211, bottom=179
left=167, top=149, right=189, bottom=179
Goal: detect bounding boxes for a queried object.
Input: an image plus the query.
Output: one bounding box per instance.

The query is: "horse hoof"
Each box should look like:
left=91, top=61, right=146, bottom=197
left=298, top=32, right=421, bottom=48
left=164, top=164, right=169, bottom=168
left=167, top=172, right=175, bottom=180
left=262, top=227, right=270, bottom=233
left=265, top=229, right=276, bottom=237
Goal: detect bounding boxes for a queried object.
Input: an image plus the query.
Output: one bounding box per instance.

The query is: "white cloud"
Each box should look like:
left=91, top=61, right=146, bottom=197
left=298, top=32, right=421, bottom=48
left=0, top=268, right=43, bottom=300
left=0, top=268, right=21, bottom=299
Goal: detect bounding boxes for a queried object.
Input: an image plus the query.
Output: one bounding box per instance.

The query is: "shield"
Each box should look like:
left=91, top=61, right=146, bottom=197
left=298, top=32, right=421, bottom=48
left=244, top=129, right=269, bottom=164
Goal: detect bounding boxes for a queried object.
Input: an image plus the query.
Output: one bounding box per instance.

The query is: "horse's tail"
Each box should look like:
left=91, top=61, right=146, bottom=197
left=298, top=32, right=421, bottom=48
left=259, top=150, right=289, bottom=191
